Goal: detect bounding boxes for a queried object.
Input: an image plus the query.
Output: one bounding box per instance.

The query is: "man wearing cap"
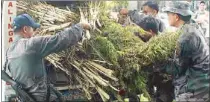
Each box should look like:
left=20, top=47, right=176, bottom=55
left=162, top=1, right=209, bottom=101
left=6, top=13, right=91, bottom=101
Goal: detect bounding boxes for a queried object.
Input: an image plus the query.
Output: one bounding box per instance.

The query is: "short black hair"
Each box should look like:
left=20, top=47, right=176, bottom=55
left=137, top=16, right=159, bottom=34
left=200, top=1, right=205, bottom=4
left=177, top=14, right=191, bottom=22
left=143, top=1, right=159, bottom=12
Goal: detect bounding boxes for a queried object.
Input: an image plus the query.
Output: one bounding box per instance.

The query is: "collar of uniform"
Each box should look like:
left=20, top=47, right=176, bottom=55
left=13, top=34, right=23, bottom=42
left=178, top=24, right=185, bottom=30
left=179, top=21, right=191, bottom=31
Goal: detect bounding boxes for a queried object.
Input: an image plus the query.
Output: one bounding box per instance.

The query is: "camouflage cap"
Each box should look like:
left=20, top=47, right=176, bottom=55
left=163, top=1, right=193, bottom=16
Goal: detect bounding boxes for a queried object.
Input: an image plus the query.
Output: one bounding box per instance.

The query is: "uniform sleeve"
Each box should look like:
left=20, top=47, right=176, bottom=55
left=173, top=31, right=201, bottom=74
left=162, top=31, right=201, bottom=75
left=177, top=31, right=200, bottom=60
left=28, top=23, right=84, bottom=57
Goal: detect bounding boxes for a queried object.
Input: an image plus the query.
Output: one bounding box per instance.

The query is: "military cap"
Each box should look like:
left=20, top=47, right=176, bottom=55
left=163, top=1, right=193, bottom=16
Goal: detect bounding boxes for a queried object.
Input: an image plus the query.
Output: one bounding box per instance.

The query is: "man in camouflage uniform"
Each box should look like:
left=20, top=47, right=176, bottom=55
left=163, top=1, right=209, bottom=101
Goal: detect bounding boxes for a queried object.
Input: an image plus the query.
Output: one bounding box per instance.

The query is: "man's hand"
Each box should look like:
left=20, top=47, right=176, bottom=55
left=134, top=32, right=152, bottom=42
left=134, top=32, right=140, bottom=37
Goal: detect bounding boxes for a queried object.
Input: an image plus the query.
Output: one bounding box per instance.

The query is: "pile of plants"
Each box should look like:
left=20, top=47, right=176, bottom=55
left=17, top=0, right=181, bottom=101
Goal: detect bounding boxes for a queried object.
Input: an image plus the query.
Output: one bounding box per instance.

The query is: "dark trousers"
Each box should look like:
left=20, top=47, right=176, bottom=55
left=147, top=72, right=174, bottom=102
